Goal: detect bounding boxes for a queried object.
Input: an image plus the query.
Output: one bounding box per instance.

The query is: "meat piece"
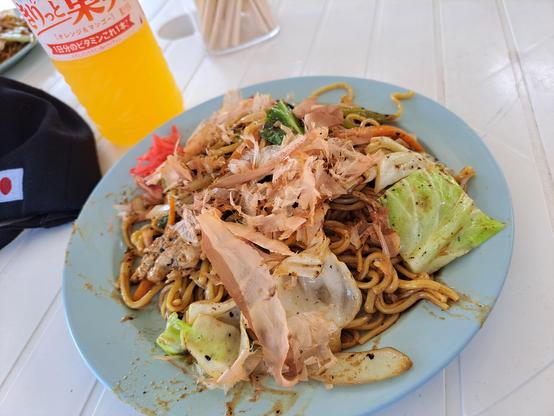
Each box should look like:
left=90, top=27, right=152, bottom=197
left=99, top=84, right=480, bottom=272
left=132, top=230, right=200, bottom=283
left=173, top=207, right=200, bottom=246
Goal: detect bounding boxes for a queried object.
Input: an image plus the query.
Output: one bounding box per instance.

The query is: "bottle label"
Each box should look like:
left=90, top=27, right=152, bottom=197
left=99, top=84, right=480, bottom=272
left=13, top=0, right=145, bottom=61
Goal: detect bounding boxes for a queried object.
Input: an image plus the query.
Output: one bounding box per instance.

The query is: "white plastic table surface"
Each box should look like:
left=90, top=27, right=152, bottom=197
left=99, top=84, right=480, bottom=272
left=1, top=1, right=554, bottom=415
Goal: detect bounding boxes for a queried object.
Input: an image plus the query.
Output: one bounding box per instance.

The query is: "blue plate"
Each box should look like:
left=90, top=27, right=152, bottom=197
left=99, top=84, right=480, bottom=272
left=63, top=76, right=514, bottom=415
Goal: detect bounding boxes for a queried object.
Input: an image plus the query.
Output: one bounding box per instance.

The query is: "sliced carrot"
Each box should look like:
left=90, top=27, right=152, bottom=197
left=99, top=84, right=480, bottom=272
left=132, top=279, right=154, bottom=301
left=168, top=195, right=176, bottom=226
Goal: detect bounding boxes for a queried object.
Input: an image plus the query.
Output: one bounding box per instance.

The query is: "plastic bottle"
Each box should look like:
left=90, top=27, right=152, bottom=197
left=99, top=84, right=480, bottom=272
left=14, top=0, right=184, bottom=146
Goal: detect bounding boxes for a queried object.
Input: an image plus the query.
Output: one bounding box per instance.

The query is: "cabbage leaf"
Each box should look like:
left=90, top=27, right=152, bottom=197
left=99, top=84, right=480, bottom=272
left=379, top=167, right=504, bottom=273
left=156, top=310, right=242, bottom=380
left=374, top=151, right=434, bottom=192
left=156, top=312, right=187, bottom=355
left=182, top=314, right=241, bottom=378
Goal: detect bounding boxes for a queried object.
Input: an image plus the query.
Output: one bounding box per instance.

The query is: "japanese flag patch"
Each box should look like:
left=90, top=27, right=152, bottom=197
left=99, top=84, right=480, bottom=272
left=0, top=168, right=24, bottom=203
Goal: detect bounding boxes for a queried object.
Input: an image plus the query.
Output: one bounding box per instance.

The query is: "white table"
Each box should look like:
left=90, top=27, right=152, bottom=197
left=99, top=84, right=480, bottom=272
left=1, top=1, right=554, bottom=415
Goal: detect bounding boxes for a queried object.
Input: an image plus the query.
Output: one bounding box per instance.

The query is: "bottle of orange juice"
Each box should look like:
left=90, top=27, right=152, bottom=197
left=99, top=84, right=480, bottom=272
left=13, top=0, right=184, bottom=146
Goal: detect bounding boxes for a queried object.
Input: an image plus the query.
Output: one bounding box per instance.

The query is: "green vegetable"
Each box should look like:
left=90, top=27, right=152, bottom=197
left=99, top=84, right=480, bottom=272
left=260, top=101, right=304, bottom=145
left=342, top=107, right=394, bottom=128
left=157, top=215, right=168, bottom=229
left=156, top=312, right=188, bottom=355
left=379, top=167, right=505, bottom=273
left=156, top=311, right=242, bottom=380
left=181, top=314, right=241, bottom=378
left=375, top=151, right=434, bottom=192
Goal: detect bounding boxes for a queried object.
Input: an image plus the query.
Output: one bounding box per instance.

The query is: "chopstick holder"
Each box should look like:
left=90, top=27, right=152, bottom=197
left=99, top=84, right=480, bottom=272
left=195, top=0, right=280, bottom=54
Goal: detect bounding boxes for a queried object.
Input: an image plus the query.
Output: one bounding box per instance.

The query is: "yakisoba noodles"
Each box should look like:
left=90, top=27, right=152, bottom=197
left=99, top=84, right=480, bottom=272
left=116, top=83, right=504, bottom=389
left=0, top=11, right=34, bottom=64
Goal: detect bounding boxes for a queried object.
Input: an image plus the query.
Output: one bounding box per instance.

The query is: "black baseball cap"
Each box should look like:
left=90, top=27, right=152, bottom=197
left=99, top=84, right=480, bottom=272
left=0, top=77, right=101, bottom=248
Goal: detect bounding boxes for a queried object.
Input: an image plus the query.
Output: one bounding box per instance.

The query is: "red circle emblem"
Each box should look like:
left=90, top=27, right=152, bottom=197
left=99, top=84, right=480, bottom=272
left=0, top=177, right=12, bottom=195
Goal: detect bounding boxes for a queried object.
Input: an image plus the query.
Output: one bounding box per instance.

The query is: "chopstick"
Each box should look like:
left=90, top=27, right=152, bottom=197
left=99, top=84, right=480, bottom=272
left=231, top=0, right=243, bottom=47
left=200, top=0, right=216, bottom=40
left=246, top=0, right=270, bottom=33
left=256, top=0, right=276, bottom=29
left=208, top=0, right=226, bottom=49
left=195, top=0, right=276, bottom=51
left=220, top=0, right=236, bottom=50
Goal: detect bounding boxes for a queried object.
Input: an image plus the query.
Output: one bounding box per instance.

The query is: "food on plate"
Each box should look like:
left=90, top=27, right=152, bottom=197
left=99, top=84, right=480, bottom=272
left=0, top=10, right=33, bottom=64
left=115, top=83, right=504, bottom=390
left=380, top=167, right=504, bottom=273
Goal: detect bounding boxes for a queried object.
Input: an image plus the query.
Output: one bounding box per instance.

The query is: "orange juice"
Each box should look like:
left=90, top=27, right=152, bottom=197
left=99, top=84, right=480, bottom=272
left=53, top=22, right=184, bottom=146
left=14, top=0, right=183, bottom=146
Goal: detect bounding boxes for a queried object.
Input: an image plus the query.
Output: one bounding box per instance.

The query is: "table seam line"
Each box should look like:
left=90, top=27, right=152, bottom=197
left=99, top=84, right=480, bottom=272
left=496, top=0, right=554, bottom=236
left=181, top=54, right=207, bottom=95
left=0, top=288, right=61, bottom=402
left=360, top=0, right=378, bottom=77
left=434, top=3, right=462, bottom=413
left=78, top=380, right=99, bottom=416
left=90, top=386, right=108, bottom=416
left=299, top=0, right=331, bottom=75
left=474, top=359, right=554, bottom=416
left=237, top=0, right=286, bottom=88
left=432, top=0, right=446, bottom=105
left=0, top=230, right=32, bottom=282
left=144, top=1, right=168, bottom=23
left=364, top=0, right=382, bottom=78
